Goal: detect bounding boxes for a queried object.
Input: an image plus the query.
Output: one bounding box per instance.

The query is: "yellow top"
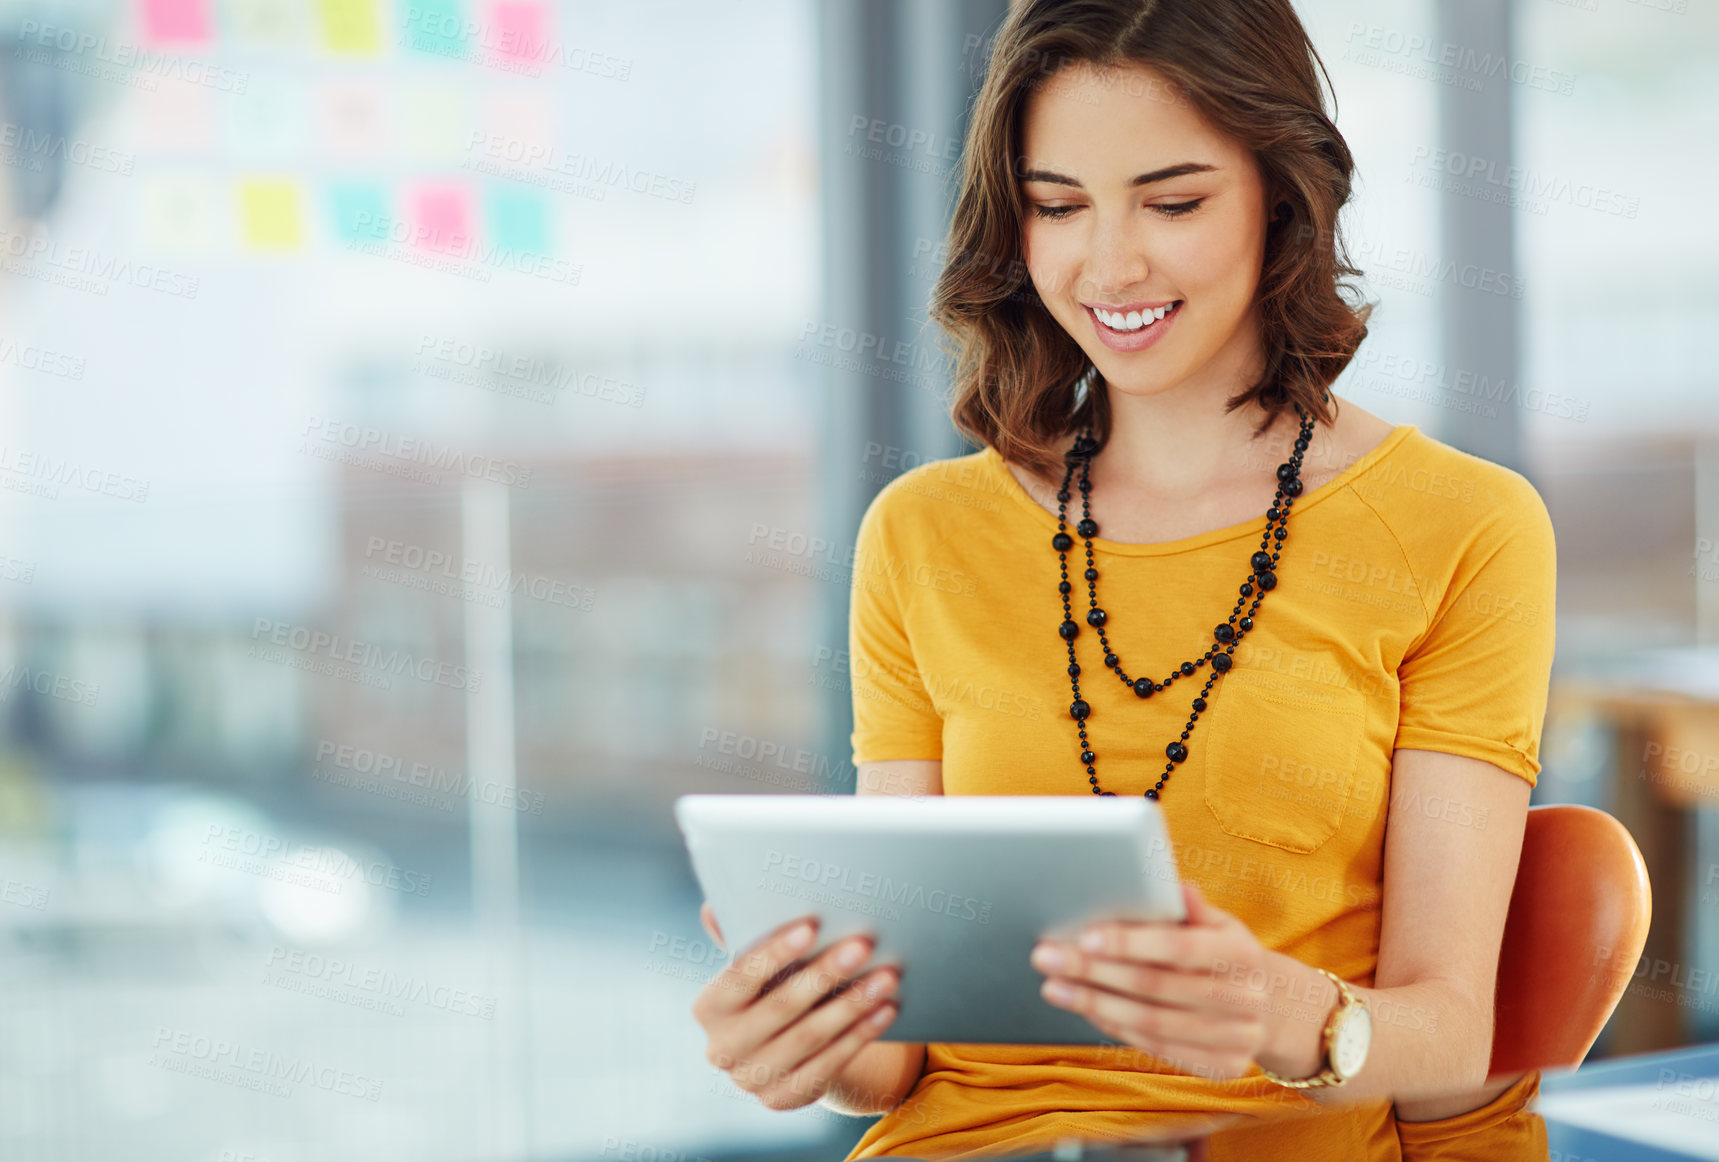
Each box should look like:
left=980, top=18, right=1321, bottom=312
left=841, top=423, right=1557, bottom=1160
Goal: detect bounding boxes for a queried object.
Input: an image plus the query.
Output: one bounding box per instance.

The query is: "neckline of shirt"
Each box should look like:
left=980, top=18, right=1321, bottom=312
left=983, top=423, right=1420, bottom=558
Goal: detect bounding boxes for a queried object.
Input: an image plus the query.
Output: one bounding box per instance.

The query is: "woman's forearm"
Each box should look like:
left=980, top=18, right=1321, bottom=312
left=817, top=1041, right=926, bottom=1116
left=1247, top=950, right=1489, bottom=1108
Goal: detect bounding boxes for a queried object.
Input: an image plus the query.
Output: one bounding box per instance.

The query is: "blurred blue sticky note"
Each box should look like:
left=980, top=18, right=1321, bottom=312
left=223, top=75, right=304, bottom=156
left=486, top=186, right=550, bottom=255
left=401, top=0, right=467, bottom=58
left=328, top=181, right=389, bottom=243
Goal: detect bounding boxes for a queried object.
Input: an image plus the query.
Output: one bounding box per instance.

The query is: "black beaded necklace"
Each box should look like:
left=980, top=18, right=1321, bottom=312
left=1051, top=397, right=1322, bottom=799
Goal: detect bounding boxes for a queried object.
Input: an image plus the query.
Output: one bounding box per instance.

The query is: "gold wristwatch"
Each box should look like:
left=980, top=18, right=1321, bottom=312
left=1257, top=968, right=1371, bottom=1089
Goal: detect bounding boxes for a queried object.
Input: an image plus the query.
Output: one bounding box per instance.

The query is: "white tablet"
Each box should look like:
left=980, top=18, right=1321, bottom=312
left=673, top=794, right=1185, bottom=1045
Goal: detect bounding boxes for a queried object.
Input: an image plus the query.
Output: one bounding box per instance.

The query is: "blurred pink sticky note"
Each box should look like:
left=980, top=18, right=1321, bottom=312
left=137, top=80, right=217, bottom=152
left=319, top=80, right=388, bottom=158
left=487, top=92, right=553, bottom=160
left=411, top=184, right=474, bottom=254
left=488, top=1, right=547, bottom=63
left=142, top=0, right=213, bottom=43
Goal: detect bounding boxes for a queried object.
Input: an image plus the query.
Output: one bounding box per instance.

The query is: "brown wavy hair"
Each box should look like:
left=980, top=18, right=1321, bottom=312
left=939, top=0, right=1372, bottom=480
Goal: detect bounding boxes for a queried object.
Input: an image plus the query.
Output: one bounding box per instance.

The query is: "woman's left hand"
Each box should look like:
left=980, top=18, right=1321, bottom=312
left=1030, top=882, right=1275, bottom=1081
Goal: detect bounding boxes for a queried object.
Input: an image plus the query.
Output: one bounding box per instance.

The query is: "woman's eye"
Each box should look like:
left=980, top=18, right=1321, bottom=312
left=1029, top=200, right=1205, bottom=221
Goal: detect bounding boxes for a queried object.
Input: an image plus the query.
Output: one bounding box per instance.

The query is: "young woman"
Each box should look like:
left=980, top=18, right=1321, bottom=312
left=693, top=1, right=1556, bottom=1158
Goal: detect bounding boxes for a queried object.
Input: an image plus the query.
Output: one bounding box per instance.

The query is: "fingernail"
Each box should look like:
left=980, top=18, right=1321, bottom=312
left=864, top=971, right=899, bottom=1002
left=1031, top=944, right=1067, bottom=972
left=1078, top=929, right=1105, bottom=952
left=1043, top=980, right=1075, bottom=1004
left=836, top=939, right=868, bottom=971
left=869, top=1003, right=896, bottom=1027
left=786, top=921, right=815, bottom=951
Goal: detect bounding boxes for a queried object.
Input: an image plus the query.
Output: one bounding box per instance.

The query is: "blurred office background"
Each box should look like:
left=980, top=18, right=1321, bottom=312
left=0, top=0, right=1714, bottom=1159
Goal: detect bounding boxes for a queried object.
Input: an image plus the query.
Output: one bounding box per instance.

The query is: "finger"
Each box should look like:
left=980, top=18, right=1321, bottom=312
left=700, top=901, right=726, bottom=950
left=716, top=965, right=897, bottom=1103
left=1074, top=922, right=1237, bottom=971
left=727, top=933, right=881, bottom=1056
left=1107, top=1026, right=1260, bottom=1083
left=756, top=1000, right=900, bottom=1111
left=1037, top=949, right=1241, bottom=1014
left=759, top=965, right=900, bottom=1079
left=1089, top=1017, right=1260, bottom=1082
left=1091, top=1018, right=1165, bottom=1066
left=1042, top=978, right=1264, bottom=1054
left=1181, top=881, right=1228, bottom=927
left=693, top=915, right=818, bottom=1023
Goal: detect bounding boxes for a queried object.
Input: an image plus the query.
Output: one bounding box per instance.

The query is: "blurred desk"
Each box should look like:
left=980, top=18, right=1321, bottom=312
left=1537, top=1043, right=1719, bottom=1161
left=1550, top=648, right=1719, bottom=1054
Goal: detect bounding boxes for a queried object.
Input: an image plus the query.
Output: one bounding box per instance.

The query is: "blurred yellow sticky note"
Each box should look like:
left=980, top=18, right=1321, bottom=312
left=318, top=0, right=380, bottom=54
left=238, top=179, right=304, bottom=250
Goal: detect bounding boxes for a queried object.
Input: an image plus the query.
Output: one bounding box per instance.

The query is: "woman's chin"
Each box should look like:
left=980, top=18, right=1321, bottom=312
left=1089, top=365, right=1189, bottom=400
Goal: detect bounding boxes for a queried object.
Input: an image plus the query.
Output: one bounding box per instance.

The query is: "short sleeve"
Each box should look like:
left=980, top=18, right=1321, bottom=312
left=847, top=487, right=944, bottom=765
left=1392, top=478, right=1557, bottom=786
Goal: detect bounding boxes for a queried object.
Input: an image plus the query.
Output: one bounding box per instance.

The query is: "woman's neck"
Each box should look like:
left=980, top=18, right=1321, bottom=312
left=1091, top=390, right=1301, bottom=502
left=1009, top=391, right=1394, bottom=548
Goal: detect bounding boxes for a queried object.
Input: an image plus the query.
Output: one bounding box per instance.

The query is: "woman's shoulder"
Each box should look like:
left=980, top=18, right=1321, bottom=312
left=858, top=446, right=1015, bottom=542
left=1373, top=426, right=1550, bottom=519
left=1353, top=424, right=1555, bottom=570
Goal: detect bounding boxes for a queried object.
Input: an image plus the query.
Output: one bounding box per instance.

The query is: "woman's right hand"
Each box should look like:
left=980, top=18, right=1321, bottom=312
left=691, top=901, right=902, bottom=1111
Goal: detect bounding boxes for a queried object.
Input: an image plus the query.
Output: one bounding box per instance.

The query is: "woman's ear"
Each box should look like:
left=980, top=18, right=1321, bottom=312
left=1265, top=196, right=1296, bottom=242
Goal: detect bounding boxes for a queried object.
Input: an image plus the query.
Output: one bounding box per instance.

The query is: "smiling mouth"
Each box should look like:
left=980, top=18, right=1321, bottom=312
left=1089, top=301, right=1182, bottom=333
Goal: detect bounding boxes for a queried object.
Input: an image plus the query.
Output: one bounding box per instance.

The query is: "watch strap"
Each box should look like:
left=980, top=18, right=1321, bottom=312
left=1257, top=968, right=1358, bottom=1089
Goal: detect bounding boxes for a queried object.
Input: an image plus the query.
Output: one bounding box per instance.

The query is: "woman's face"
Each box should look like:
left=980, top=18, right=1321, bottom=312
left=1018, top=61, right=1272, bottom=402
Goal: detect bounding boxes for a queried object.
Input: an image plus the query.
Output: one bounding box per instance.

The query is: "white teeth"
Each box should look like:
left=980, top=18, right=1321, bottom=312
left=1095, top=303, right=1175, bottom=332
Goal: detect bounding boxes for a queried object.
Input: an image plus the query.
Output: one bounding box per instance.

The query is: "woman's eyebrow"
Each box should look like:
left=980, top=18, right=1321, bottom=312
left=1017, top=162, right=1218, bottom=188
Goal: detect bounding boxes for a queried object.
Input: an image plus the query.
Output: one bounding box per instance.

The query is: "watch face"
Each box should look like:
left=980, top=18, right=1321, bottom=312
left=1331, top=1004, right=1372, bottom=1079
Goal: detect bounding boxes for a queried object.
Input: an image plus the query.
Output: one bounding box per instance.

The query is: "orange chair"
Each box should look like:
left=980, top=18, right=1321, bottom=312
left=1486, top=803, right=1653, bottom=1080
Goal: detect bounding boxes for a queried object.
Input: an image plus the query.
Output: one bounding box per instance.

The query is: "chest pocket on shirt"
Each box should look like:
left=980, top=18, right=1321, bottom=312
left=1200, top=670, right=1369, bottom=854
